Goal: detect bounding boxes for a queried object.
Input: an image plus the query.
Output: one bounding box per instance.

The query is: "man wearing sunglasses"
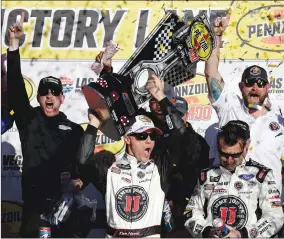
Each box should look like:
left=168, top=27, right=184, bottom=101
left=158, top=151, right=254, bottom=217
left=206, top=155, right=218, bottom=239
left=204, top=16, right=284, bottom=195
left=184, top=120, right=284, bottom=238
left=7, top=13, right=84, bottom=237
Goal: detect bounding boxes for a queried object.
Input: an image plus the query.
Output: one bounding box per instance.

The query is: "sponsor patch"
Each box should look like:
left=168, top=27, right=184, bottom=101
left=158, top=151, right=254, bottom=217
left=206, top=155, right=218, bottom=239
left=239, top=174, right=254, bottom=181
left=248, top=181, right=257, bottom=187
left=111, top=167, right=121, bottom=174
left=269, top=195, right=280, bottom=200
left=210, top=175, right=221, bottom=182
left=58, top=125, right=72, bottom=130
left=268, top=181, right=276, bottom=185
left=250, top=228, right=258, bottom=238
left=121, top=177, right=131, bottom=184
left=271, top=201, right=282, bottom=208
left=268, top=188, right=280, bottom=195
left=204, top=184, right=215, bottom=190
left=211, top=196, right=248, bottom=229
left=115, top=186, right=149, bottom=222
left=234, top=181, right=243, bottom=190
left=137, top=171, right=145, bottom=179
left=117, top=163, right=131, bottom=170
left=269, top=122, right=280, bottom=131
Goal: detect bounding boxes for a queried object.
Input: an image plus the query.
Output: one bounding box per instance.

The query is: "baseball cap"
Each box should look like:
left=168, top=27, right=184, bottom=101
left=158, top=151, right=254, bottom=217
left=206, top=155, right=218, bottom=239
left=125, top=115, right=163, bottom=136
left=241, top=65, right=268, bottom=83
left=38, top=76, right=63, bottom=92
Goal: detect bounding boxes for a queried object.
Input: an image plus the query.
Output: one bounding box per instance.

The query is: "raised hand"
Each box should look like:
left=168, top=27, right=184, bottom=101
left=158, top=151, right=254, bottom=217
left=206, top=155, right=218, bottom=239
left=214, top=15, right=230, bottom=36
left=146, top=72, right=165, bottom=101
left=8, top=11, right=25, bottom=41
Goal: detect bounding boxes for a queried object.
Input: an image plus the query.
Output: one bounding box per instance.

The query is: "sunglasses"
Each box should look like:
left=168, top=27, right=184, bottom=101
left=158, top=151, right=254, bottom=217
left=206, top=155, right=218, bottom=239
left=218, top=150, right=243, bottom=159
left=38, top=88, right=62, bottom=96
left=129, top=132, right=158, bottom=141
left=243, top=78, right=267, bottom=88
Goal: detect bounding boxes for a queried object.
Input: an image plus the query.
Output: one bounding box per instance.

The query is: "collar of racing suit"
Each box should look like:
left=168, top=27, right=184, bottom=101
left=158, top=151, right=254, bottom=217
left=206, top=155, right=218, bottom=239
left=117, top=153, right=152, bottom=169
left=218, top=158, right=247, bottom=175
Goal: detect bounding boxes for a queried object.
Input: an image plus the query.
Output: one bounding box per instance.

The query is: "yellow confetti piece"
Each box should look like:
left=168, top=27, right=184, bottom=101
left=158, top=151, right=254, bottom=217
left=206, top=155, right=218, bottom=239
left=263, top=52, right=268, bottom=58
left=116, top=4, right=122, bottom=8
left=239, top=29, right=245, bottom=34
left=185, top=197, right=189, bottom=201
left=168, top=31, right=172, bottom=37
left=270, top=76, right=275, bottom=81
left=146, top=1, right=150, bottom=6
left=249, top=146, right=253, bottom=151
left=160, top=44, right=166, bottom=52
left=230, top=22, right=237, bottom=27
left=10, top=110, right=14, bottom=116
left=101, top=9, right=107, bottom=15
left=173, top=164, right=176, bottom=167
left=281, top=155, right=284, bottom=160
left=268, top=64, right=278, bottom=68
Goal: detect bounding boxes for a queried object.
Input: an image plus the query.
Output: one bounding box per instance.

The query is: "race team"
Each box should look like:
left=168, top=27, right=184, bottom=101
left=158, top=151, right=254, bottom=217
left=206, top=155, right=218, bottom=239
left=2, top=11, right=284, bottom=238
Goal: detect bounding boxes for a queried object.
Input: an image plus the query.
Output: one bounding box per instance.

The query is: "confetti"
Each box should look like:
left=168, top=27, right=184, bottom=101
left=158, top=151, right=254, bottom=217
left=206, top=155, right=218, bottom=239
left=263, top=52, right=268, bottom=58
left=160, top=44, right=166, bottom=52
left=256, top=53, right=259, bottom=58
left=270, top=76, right=275, bottom=81
left=239, top=58, right=244, bottom=61
left=240, top=40, right=247, bottom=47
left=268, top=64, right=278, bottom=68
left=168, top=31, right=173, bottom=37
left=278, top=61, right=283, bottom=67
left=230, top=21, right=237, bottom=27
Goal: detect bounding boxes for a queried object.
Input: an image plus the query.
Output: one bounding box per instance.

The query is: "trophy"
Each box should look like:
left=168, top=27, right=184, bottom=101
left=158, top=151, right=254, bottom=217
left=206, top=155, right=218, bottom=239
left=82, top=12, right=215, bottom=140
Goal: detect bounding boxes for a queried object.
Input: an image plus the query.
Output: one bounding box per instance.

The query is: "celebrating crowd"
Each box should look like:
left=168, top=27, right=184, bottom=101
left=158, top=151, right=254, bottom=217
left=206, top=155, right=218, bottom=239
left=2, top=11, right=284, bottom=238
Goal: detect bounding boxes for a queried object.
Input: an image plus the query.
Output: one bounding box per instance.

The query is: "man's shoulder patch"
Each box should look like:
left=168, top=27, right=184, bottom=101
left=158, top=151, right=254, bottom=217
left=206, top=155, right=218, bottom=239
left=245, top=159, right=271, bottom=183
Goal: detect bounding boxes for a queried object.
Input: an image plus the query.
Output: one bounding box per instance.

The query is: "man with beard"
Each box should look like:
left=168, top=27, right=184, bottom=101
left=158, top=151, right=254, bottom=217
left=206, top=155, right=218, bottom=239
left=7, top=12, right=83, bottom=237
left=204, top=16, right=284, bottom=194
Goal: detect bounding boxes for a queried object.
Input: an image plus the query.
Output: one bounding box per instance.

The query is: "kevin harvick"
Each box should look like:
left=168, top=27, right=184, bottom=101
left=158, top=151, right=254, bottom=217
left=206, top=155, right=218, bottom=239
left=184, top=120, right=284, bottom=238
left=78, top=75, right=186, bottom=237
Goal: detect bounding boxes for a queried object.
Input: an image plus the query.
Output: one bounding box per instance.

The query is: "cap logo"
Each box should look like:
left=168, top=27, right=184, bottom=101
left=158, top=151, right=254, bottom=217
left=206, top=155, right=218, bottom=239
left=170, top=98, right=177, bottom=104
left=138, top=116, right=152, bottom=123
left=250, top=66, right=261, bottom=76
left=42, top=77, right=60, bottom=85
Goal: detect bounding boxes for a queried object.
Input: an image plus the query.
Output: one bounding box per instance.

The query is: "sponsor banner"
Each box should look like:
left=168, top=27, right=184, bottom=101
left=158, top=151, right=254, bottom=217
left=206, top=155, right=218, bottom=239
left=1, top=1, right=284, bottom=60
left=1, top=201, right=23, bottom=238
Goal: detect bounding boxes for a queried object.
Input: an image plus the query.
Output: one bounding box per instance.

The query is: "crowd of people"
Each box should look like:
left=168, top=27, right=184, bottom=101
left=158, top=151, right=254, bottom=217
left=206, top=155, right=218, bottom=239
left=2, top=11, right=284, bottom=238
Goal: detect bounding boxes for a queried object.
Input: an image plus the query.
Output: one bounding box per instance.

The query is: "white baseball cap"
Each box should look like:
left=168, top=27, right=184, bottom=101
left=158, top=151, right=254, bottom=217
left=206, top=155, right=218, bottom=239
left=125, top=115, right=163, bottom=136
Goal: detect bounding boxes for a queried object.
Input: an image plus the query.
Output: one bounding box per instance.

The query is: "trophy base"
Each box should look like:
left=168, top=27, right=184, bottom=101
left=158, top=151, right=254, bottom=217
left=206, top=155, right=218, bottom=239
left=82, top=85, right=121, bottom=141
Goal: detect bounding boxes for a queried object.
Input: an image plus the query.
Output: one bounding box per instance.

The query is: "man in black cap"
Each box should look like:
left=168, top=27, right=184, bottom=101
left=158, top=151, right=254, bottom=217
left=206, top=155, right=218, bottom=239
left=147, top=93, right=210, bottom=237
left=7, top=12, right=83, bottom=237
left=204, top=16, right=284, bottom=200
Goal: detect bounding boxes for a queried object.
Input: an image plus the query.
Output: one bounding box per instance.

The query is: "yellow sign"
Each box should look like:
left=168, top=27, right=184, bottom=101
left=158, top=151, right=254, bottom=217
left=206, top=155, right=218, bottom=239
left=1, top=1, right=283, bottom=60
left=1, top=201, right=23, bottom=238
left=80, top=123, right=125, bottom=155
left=23, top=75, right=36, bottom=101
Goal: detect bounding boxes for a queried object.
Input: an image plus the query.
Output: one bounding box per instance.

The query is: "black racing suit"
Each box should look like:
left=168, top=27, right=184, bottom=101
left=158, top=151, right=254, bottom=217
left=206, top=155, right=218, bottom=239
left=7, top=49, right=83, bottom=237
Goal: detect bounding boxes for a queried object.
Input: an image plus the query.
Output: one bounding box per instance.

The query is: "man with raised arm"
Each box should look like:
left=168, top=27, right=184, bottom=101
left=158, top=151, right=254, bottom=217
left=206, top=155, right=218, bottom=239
left=7, top=12, right=83, bottom=237
left=204, top=15, right=284, bottom=194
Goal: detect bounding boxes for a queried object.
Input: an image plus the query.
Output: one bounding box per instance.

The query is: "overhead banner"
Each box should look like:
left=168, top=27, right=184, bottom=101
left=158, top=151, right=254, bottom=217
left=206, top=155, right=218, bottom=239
left=1, top=1, right=284, bottom=60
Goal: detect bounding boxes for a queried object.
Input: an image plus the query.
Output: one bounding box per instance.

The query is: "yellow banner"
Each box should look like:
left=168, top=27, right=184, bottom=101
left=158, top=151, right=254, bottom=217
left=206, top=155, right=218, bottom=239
left=1, top=1, right=284, bottom=60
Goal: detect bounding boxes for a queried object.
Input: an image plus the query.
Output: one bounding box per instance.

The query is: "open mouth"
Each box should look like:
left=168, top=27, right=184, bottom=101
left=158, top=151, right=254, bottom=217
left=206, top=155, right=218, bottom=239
left=249, top=93, right=260, bottom=101
left=45, top=102, right=54, bottom=111
left=144, top=147, right=151, bottom=157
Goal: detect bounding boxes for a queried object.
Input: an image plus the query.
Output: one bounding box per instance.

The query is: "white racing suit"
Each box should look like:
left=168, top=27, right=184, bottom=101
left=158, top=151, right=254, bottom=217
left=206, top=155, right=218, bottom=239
left=184, top=159, right=284, bottom=238
left=106, top=154, right=165, bottom=237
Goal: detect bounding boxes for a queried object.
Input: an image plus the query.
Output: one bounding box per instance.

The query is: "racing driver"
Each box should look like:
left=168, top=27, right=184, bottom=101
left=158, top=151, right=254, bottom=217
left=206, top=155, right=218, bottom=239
left=78, top=75, right=186, bottom=237
left=184, top=120, right=284, bottom=238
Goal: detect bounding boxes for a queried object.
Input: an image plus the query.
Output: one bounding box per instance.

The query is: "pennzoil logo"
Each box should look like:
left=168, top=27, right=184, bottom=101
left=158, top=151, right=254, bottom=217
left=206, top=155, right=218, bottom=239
left=237, top=5, right=284, bottom=52
left=1, top=201, right=23, bottom=237
left=23, top=75, right=36, bottom=101
left=190, top=22, right=213, bottom=61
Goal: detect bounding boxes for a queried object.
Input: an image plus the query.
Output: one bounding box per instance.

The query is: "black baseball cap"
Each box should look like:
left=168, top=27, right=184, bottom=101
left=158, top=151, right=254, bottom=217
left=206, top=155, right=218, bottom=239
left=38, top=76, right=63, bottom=92
left=241, top=65, right=268, bottom=83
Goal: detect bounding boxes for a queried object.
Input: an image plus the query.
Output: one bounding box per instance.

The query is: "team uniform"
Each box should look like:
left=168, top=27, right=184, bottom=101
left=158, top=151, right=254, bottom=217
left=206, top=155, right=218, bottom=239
left=210, top=85, right=284, bottom=192
left=184, top=159, right=284, bottom=238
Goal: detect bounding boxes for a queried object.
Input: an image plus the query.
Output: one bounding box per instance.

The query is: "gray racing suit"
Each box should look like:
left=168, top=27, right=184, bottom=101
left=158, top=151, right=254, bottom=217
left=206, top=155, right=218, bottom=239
left=184, top=159, right=284, bottom=238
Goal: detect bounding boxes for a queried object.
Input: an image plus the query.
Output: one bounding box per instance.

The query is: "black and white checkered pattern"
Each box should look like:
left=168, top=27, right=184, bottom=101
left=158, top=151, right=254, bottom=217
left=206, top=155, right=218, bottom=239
left=164, top=65, right=196, bottom=87
left=153, top=23, right=174, bottom=61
